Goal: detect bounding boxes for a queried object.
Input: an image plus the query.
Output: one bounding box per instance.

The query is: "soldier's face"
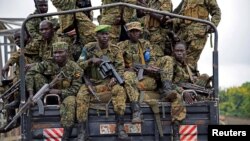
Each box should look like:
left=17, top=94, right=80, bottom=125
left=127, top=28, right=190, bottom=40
left=14, top=32, right=21, bottom=47
left=53, top=50, right=67, bottom=64
left=39, top=22, right=54, bottom=40
left=37, top=2, right=48, bottom=13
left=174, top=43, right=186, bottom=63
left=96, top=32, right=109, bottom=44
left=128, top=29, right=141, bottom=42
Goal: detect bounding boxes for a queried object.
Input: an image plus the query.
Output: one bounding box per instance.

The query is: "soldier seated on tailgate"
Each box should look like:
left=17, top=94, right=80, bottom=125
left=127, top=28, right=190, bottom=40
left=76, top=25, right=128, bottom=140
left=118, top=21, right=187, bottom=141
left=26, top=42, right=82, bottom=141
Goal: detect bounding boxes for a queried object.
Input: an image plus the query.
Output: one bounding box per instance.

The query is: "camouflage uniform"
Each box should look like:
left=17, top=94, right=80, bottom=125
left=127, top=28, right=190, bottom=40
left=144, top=0, right=173, bottom=58
left=26, top=42, right=82, bottom=128
left=76, top=41, right=126, bottom=122
left=101, top=0, right=137, bottom=43
left=51, top=0, right=96, bottom=45
left=119, top=22, right=186, bottom=122
left=174, top=0, right=221, bottom=67
left=26, top=11, right=58, bottom=39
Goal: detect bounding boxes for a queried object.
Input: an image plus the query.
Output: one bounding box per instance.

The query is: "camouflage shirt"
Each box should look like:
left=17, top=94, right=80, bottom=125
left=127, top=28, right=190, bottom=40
left=78, top=42, right=124, bottom=82
left=26, top=60, right=83, bottom=99
left=118, top=39, right=156, bottom=68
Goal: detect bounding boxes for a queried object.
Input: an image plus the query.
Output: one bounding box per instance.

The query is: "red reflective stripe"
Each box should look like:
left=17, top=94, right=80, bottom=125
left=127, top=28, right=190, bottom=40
left=52, top=128, right=62, bottom=138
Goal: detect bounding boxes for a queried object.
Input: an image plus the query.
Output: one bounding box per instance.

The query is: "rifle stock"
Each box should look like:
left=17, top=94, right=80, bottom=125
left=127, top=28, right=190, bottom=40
left=83, top=76, right=100, bottom=101
left=177, top=83, right=213, bottom=97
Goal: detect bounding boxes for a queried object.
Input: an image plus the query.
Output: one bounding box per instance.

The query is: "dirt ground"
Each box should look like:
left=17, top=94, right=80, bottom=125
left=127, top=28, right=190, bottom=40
left=220, top=115, right=250, bottom=125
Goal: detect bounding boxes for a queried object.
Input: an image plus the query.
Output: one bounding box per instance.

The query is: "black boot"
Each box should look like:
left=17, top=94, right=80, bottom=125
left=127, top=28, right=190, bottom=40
left=161, top=80, right=177, bottom=102
left=131, top=102, right=143, bottom=123
left=77, top=122, right=86, bottom=141
left=116, top=115, right=128, bottom=139
left=62, top=126, right=73, bottom=141
left=172, top=121, right=180, bottom=141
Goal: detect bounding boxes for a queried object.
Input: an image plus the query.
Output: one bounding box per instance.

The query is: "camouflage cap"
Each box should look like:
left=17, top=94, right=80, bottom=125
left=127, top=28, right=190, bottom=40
left=126, top=21, right=143, bottom=31
left=53, top=42, right=68, bottom=51
left=94, top=25, right=111, bottom=33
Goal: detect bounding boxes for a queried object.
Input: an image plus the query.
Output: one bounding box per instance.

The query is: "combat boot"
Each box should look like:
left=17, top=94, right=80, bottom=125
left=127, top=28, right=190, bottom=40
left=77, top=122, right=87, bottom=141
left=131, top=102, right=143, bottom=123
left=62, top=126, right=73, bottom=141
left=172, top=121, right=180, bottom=141
left=116, top=115, right=128, bottom=140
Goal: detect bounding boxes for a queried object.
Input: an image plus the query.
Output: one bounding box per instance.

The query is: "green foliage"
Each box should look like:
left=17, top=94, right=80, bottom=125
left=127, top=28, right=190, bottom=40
left=219, top=82, right=250, bottom=118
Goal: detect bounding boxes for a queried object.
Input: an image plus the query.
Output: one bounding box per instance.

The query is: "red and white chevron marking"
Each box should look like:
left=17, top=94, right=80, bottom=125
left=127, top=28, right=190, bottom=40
left=43, top=128, right=64, bottom=141
left=179, top=125, right=198, bottom=141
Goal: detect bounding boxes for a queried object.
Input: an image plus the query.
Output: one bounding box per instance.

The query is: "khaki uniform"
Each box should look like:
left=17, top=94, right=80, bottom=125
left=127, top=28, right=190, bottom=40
left=144, top=0, right=173, bottom=58
left=26, top=59, right=82, bottom=127
left=51, top=0, right=96, bottom=45
left=174, top=0, right=221, bottom=67
left=76, top=42, right=126, bottom=122
left=100, top=0, right=137, bottom=43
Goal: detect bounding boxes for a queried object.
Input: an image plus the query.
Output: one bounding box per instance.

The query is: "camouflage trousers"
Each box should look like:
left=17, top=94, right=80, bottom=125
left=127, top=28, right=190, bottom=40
left=147, top=28, right=167, bottom=58
left=123, top=72, right=186, bottom=122
left=143, top=91, right=186, bottom=122
left=32, top=74, right=76, bottom=127
left=75, top=12, right=96, bottom=45
left=76, top=83, right=127, bottom=122
left=178, top=25, right=208, bottom=67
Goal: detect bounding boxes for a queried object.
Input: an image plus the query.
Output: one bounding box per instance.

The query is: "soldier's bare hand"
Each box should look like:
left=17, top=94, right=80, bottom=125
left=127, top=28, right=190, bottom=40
left=25, top=63, right=35, bottom=72
left=91, top=57, right=102, bottom=65
left=108, top=77, right=117, bottom=88
left=206, top=25, right=215, bottom=33
left=145, top=65, right=160, bottom=74
left=2, top=65, right=10, bottom=78
left=114, top=17, right=121, bottom=25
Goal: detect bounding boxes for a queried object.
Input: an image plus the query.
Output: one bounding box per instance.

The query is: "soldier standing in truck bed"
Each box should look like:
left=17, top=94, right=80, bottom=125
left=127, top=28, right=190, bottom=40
left=172, top=0, right=221, bottom=68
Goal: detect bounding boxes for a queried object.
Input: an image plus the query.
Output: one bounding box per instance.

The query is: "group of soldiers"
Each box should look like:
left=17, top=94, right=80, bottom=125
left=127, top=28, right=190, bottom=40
left=0, top=0, right=221, bottom=141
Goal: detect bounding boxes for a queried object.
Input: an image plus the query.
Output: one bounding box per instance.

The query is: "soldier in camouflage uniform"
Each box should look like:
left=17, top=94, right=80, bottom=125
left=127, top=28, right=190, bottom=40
left=26, top=0, right=58, bottom=39
left=140, top=0, right=173, bottom=57
left=0, top=30, right=41, bottom=132
left=161, top=41, right=211, bottom=140
left=100, top=0, right=137, bottom=44
left=51, top=0, right=96, bottom=45
left=26, top=42, right=82, bottom=141
left=118, top=22, right=186, bottom=127
left=173, top=0, right=221, bottom=68
left=76, top=25, right=127, bottom=140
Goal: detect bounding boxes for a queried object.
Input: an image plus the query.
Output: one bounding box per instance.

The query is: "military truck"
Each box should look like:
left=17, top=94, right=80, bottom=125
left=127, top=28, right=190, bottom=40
left=2, top=2, right=220, bottom=141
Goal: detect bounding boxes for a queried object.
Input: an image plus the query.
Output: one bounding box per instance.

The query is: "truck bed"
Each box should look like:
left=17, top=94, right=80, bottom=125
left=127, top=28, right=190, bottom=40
left=28, top=101, right=218, bottom=141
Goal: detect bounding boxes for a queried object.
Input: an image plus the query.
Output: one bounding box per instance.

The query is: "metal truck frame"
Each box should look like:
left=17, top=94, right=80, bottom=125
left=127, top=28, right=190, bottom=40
left=15, top=2, right=219, bottom=141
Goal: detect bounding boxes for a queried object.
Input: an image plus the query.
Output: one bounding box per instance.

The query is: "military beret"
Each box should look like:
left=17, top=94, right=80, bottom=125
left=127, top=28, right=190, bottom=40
left=126, top=21, right=143, bottom=31
left=53, top=42, right=68, bottom=51
left=94, top=25, right=111, bottom=33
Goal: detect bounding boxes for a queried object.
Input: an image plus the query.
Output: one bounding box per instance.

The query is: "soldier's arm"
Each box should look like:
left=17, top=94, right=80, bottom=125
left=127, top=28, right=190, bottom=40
left=6, top=51, right=21, bottom=66
left=160, top=0, right=173, bottom=12
left=77, top=43, right=93, bottom=70
left=25, top=61, right=47, bottom=92
left=207, top=0, right=221, bottom=26
left=51, top=0, right=75, bottom=10
left=26, top=17, right=41, bottom=39
left=61, top=64, right=83, bottom=98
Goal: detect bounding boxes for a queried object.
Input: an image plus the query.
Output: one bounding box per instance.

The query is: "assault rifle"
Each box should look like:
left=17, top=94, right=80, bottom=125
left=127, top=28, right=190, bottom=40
left=4, top=72, right=64, bottom=130
left=98, top=55, right=124, bottom=85
left=83, top=76, right=100, bottom=101
left=133, top=64, right=162, bottom=81
left=0, top=80, right=20, bottom=102
left=76, top=0, right=92, bottom=19
left=177, top=83, right=214, bottom=97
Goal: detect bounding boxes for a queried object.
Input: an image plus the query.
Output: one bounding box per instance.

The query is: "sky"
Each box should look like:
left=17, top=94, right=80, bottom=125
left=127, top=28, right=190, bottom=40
left=0, top=0, right=250, bottom=88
